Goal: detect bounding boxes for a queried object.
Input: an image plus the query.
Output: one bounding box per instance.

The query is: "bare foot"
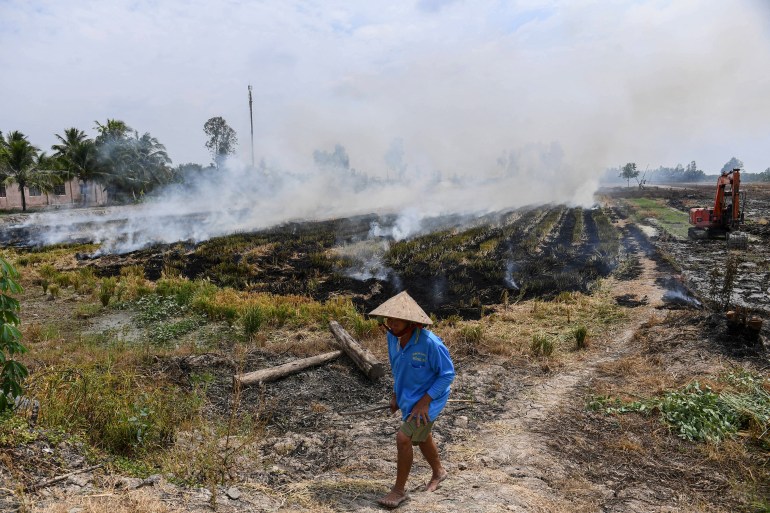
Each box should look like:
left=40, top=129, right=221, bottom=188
left=424, top=468, right=448, bottom=492
left=377, top=489, right=409, bottom=509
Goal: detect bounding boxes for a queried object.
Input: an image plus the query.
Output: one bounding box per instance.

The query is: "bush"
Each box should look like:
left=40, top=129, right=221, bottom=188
left=48, top=283, right=61, bottom=299
left=242, top=305, right=264, bottom=339
left=99, top=277, right=118, bottom=306
left=0, top=257, right=28, bottom=413
left=530, top=333, right=554, bottom=357
left=572, top=325, right=588, bottom=350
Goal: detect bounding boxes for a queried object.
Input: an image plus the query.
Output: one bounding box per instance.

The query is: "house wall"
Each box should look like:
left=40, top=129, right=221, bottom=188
left=0, top=180, right=107, bottom=210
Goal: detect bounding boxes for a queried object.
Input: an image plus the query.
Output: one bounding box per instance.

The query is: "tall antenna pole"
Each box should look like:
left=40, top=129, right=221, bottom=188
left=248, top=84, right=255, bottom=169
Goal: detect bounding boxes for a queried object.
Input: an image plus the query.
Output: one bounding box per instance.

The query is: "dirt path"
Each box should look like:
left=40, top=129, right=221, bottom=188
left=347, top=252, right=672, bottom=512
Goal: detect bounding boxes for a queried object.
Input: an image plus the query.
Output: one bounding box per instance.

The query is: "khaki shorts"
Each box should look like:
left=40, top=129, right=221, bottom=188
left=400, top=418, right=435, bottom=445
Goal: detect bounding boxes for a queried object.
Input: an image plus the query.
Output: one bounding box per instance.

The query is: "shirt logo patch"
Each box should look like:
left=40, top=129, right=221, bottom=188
left=412, top=352, right=427, bottom=363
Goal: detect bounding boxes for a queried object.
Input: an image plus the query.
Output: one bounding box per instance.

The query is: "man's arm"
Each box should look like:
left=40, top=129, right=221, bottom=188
left=426, top=343, right=455, bottom=400
left=408, top=343, right=455, bottom=426
left=390, top=391, right=398, bottom=414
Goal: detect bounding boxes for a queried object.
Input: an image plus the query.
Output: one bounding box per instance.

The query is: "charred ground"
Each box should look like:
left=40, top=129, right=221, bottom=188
left=0, top=184, right=769, bottom=512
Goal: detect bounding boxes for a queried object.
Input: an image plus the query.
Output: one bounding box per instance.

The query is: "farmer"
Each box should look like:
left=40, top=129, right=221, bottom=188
left=369, top=291, right=455, bottom=509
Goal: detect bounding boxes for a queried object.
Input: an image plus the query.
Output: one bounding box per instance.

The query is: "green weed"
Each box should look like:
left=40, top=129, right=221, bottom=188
left=149, top=317, right=206, bottom=345
left=75, top=303, right=102, bottom=319
left=99, top=277, right=118, bottom=306
left=572, top=325, right=588, bottom=350
left=241, top=305, right=264, bottom=340
left=0, top=412, right=38, bottom=446
left=530, top=333, right=554, bottom=357
left=589, top=377, right=770, bottom=444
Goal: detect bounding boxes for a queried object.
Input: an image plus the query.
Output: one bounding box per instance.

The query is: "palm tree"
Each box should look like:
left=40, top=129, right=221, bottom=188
left=31, top=152, right=63, bottom=205
left=68, top=139, right=102, bottom=205
left=94, top=119, right=130, bottom=146
left=99, top=129, right=173, bottom=201
left=52, top=127, right=89, bottom=201
left=0, top=131, right=39, bottom=211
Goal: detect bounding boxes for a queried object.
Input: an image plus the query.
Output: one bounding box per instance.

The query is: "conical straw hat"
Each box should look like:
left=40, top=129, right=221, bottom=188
left=369, top=291, right=433, bottom=325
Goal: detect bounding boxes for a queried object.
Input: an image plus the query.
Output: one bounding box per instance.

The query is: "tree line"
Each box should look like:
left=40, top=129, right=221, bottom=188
left=0, top=117, right=238, bottom=210
left=614, top=157, right=770, bottom=187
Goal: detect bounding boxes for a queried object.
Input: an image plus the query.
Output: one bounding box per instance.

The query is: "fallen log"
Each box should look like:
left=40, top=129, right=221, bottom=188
left=329, top=321, right=386, bottom=381
left=233, top=350, right=343, bottom=387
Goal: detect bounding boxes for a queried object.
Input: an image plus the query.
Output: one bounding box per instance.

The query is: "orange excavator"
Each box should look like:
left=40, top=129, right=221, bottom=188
left=688, top=168, right=747, bottom=247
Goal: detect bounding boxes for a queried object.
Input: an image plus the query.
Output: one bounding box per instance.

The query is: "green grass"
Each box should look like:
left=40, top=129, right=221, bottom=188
left=625, top=197, right=691, bottom=239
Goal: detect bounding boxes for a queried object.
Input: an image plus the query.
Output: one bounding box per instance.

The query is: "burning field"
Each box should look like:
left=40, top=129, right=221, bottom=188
left=0, top=184, right=769, bottom=512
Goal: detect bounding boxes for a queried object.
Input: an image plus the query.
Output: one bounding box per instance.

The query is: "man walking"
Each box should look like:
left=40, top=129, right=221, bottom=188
left=369, top=291, right=455, bottom=509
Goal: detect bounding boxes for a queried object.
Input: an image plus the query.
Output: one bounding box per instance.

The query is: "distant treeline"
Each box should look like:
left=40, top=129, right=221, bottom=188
left=603, top=157, right=770, bottom=185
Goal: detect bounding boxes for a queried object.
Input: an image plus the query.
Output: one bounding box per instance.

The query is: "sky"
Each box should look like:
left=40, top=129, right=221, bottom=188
left=2, top=0, right=770, bottom=181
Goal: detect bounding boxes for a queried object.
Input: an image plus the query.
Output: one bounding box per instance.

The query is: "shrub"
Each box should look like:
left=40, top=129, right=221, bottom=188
left=0, top=257, right=28, bottom=413
left=572, top=325, right=588, bottom=350
left=38, top=263, right=58, bottom=280
left=48, top=283, right=61, bottom=299
left=242, top=305, right=264, bottom=339
left=99, top=277, right=118, bottom=306
left=530, top=333, right=554, bottom=357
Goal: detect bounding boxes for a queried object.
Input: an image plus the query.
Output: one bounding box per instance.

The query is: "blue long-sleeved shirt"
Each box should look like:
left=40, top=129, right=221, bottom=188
left=388, top=328, right=455, bottom=422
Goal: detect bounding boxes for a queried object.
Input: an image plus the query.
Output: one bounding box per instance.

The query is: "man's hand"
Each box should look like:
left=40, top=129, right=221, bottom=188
left=407, top=394, right=432, bottom=427
left=390, top=393, right=398, bottom=414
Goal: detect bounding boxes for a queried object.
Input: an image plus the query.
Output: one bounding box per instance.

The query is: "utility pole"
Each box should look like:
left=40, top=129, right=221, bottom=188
left=248, top=84, right=255, bottom=169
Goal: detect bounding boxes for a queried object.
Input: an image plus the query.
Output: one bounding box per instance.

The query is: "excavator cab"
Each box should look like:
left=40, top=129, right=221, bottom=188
left=688, top=168, right=747, bottom=248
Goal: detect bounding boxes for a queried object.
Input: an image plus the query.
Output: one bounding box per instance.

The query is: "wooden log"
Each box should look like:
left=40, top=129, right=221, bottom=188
left=329, top=320, right=386, bottom=381
left=234, top=350, right=343, bottom=387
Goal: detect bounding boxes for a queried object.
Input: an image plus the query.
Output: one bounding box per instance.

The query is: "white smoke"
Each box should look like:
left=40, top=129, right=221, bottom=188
left=7, top=138, right=598, bottom=253
left=2, top=1, right=767, bottom=252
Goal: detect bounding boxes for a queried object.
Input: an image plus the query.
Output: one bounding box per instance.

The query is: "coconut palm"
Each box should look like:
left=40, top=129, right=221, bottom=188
left=52, top=127, right=89, bottom=200
left=0, top=131, right=39, bottom=211
left=29, top=152, right=64, bottom=205
left=68, top=139, right=103, bottom=205
left=98, top=128, right=173, bottom=202
left=94, top=119, right=130, bottom=147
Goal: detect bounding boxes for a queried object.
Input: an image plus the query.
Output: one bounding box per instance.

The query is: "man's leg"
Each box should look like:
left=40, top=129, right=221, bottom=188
left=378, top=430, right=413, bottom=507
left=418, top=433, right=448, bottom=492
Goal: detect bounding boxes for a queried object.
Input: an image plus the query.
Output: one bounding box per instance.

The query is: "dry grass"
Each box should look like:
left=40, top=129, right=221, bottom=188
left=605, top=432, right=645, bottom=453
left=283, top=478, right=386, bottom=511
left=468, top=284, right=624, bottom=361
left=30, top=489, right=187, bottom=513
